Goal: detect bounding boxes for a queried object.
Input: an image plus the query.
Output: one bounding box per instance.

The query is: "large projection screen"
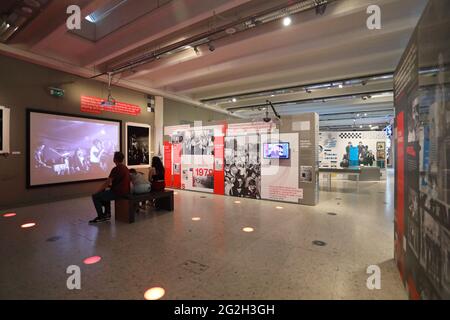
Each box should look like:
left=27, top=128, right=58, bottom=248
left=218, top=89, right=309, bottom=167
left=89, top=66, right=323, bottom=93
left=27, top=110, right=121, bottom=187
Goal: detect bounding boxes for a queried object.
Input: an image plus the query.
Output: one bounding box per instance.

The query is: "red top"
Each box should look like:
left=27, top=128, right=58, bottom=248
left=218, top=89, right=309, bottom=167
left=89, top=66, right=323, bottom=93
left=109, top=163, right=130, bottom=196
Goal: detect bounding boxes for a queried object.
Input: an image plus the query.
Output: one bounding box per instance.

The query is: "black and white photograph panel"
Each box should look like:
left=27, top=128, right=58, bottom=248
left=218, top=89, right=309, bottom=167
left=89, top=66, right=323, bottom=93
left=126, top=122, right=151, bottom=168
left=224, top=135, right=261, bottom=199
left=181, top=128, right=214, bottom=156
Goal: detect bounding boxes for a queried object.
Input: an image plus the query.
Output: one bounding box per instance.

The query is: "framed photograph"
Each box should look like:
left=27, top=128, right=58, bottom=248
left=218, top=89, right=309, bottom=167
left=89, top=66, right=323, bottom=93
left=27, top=109, right=122, bottom=188
left=126, top=122, right=151, bottom=168
left=0, top=106, right=10, bottom=154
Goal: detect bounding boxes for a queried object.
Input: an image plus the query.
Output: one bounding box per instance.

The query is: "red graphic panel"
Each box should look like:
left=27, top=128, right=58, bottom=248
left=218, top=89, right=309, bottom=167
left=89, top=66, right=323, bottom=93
left=214, top=135, right=225, bottom=195
left=395, top=112, right=405, bottom=281
left=172, top=143, right=182, bottom=189
left=164, top=142, right=172, bottom=187
left=81, top=96, right=141, bottom=116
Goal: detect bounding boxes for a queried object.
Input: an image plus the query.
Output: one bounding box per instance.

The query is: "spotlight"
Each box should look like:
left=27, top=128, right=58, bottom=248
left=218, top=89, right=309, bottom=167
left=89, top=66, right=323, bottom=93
left=83, top=256, right=101, bottom=265
left=21, top=222, right=36, bottom=229
left=282, top=17, right=292, bottom=27
left=193, top=46, right=200, bottom=55
left=232, top=98, right=237, bottom=103
left=315, top=3, right=328, bottom=15
left=144, top=287, right=165, bottom=300
left=208, top=43, right=215, bottom=52
left=3, top=213, right=16, bottom=218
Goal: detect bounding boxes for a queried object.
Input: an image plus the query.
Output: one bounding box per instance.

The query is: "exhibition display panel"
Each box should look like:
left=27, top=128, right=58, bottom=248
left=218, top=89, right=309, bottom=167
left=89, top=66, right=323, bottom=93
left=394, top=0, right=450, bottom=300
left=163, top=115, right=319, bottom=206
left=319, top=130, right=387, bottom=169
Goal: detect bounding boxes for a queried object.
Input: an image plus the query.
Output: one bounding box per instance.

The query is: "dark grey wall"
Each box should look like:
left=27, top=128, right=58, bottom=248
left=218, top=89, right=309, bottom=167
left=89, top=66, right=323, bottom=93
left=280, top=113, right=319, bottom=206
left=0, top=55, right=154, bottom=209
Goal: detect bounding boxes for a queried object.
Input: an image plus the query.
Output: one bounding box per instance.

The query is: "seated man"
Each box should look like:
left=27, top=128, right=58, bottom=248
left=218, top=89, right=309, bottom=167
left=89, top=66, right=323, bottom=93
left=89, top=151, right=130, bottom=224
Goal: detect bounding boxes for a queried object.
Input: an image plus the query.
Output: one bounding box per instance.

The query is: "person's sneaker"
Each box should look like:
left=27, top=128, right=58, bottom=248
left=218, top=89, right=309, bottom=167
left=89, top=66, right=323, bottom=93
left=89, top=217, right=108, bottom=224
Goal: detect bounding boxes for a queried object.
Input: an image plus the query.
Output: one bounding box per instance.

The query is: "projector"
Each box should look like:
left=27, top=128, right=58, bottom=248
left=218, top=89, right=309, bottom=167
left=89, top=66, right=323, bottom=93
left=101, top=99, right=116, bottom=107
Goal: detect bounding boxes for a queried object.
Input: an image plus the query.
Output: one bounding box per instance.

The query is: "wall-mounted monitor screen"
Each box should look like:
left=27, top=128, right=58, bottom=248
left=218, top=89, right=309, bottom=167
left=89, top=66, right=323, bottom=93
left=263, top=142, right=290, bottom=159
left=28, top=110, right=121, bottom=187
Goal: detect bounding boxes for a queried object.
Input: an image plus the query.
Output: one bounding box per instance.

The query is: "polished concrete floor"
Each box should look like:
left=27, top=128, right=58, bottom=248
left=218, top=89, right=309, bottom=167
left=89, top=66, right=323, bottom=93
left=0, top=170, right=407, bottom=300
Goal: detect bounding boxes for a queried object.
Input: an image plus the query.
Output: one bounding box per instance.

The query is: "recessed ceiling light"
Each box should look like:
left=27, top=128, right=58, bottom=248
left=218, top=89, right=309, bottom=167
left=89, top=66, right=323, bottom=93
left=283, top=17, right=292, bottom=26
left=21, top=222, right=36, bottom=228
left=144, top=287, right=165, bottom=300
left=232, top=98, right=237, bottom=103
left=276, top=206, right=284, bottom=210
left=359, top=125, right=363, bottom=128
left=338, top=84, right=343, bottom=88
left=234, top=200, right=241, bottom=204
left=242, top=227, right=254, bottom=233
left=192, top=217, right=201, bottom=221
left=3, top=213, right=16, bottom=218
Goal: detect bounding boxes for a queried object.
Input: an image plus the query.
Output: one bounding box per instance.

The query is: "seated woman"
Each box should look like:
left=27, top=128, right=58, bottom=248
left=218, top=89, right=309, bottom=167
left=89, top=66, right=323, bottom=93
left=129, top=169, right=151, bottom=194
left=148, top=156, right=165, bottom=192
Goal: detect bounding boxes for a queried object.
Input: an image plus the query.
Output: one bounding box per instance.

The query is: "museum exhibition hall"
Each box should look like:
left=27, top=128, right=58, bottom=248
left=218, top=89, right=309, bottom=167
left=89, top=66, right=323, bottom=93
left=0, top=0, right=448, bottom=305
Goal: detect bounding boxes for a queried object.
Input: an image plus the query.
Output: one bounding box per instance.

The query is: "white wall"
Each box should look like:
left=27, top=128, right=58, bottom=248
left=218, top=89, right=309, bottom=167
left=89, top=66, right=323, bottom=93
left=261, top=133, right=303, bottom=203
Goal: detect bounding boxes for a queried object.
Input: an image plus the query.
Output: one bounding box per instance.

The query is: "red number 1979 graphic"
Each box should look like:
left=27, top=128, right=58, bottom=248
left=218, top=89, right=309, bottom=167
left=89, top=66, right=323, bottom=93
left=195, top=168, right=213, bottom=176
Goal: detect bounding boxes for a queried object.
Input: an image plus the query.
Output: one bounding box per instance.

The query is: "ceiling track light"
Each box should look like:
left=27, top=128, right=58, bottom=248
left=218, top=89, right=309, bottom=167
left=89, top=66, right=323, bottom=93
left=94, top=0, right=336, bottom=78
left=202, top=71, right=393, bottom=105
left=282, top=16, right=292, bottom=26
left=193, top=46, right=200, bottom=55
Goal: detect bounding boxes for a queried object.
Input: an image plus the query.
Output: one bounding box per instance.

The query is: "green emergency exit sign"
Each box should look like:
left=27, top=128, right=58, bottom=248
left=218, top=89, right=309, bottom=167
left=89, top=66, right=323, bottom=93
left=49, top=87, right=64, bottom=98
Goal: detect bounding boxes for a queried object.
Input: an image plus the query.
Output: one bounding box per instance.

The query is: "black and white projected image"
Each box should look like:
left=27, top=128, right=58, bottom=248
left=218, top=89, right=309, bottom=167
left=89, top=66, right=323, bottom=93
left=127, top=124, right=150, bottom=167
left=29, top=111, right=121, bottom=187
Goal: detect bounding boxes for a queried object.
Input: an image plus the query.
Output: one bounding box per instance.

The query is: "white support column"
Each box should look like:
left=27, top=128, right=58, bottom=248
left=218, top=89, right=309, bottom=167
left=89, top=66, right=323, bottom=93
left=154, top=96, right=164, bottom=158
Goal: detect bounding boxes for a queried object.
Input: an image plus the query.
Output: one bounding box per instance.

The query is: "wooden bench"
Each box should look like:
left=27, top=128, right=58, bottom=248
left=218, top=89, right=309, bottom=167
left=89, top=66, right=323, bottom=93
left=115, top=190, right=174, bottom=223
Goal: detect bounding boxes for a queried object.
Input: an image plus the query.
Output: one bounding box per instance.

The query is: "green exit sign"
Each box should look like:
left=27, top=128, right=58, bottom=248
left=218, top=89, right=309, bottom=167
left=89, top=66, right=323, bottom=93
left=49, top=87, right=64, bottom=98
